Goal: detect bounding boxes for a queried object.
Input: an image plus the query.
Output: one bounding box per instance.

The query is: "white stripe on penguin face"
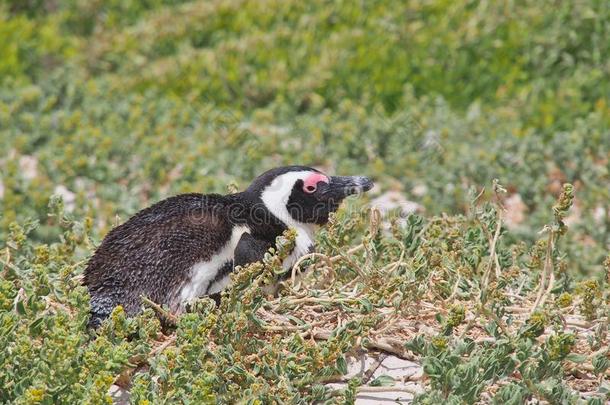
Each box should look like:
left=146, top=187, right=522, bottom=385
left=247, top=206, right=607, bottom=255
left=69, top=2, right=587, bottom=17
left=260, top=170, right=319, bottom=270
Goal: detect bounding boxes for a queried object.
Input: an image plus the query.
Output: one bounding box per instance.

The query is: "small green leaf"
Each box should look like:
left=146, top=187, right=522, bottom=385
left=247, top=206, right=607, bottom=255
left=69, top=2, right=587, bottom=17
left=565, top=353, right=587, bottom=363
left=29, top=317, right=44, bottom=335
left=358, top=298, right=372, bottom=313
left=592, top=353, right=610, bottom=374
left=370, top=375, right=395, bottom=387
left=15, top=300, right=26, bottom=315
left=336, top=356, right=348, bottom=375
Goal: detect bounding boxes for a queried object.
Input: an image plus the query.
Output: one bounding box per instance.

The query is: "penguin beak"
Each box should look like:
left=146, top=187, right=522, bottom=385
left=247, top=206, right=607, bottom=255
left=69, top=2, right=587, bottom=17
left=320, top=176, right=374, bottom=200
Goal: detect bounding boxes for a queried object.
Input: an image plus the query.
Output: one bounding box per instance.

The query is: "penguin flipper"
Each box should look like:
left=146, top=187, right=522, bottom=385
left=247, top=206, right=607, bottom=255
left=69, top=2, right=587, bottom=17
left=234, top=233, right=272, bottom=267
left=203, top=235, right=271, bottom=306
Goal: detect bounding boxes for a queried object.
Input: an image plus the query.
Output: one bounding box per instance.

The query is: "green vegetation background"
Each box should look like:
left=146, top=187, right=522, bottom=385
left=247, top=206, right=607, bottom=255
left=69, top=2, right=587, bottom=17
left=1, top=0, right=609, bottom=264
left=1, top=0, right=609, bottom=403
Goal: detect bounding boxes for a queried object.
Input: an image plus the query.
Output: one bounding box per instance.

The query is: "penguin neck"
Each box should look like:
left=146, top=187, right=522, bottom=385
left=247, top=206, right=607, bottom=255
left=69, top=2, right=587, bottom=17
left=281, top=221, right=317, bottom=270
left=228, top=191, right=316, bottom=268
left=259, top=205, right=316, bottom=271
left=224, top=192, right=283, bottom=238
left=256, top=188, right=318, bottom=269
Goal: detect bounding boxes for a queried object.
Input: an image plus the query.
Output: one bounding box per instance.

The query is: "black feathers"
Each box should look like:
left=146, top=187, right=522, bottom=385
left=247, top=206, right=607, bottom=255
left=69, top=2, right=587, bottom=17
left=85, top=194, right=236, bottom=326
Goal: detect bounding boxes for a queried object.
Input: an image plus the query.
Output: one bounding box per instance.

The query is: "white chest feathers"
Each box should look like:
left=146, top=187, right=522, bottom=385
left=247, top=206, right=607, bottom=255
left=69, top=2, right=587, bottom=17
left=283, top=223, right=316, bottom=270
left=178, top=225, right=249, bottom=307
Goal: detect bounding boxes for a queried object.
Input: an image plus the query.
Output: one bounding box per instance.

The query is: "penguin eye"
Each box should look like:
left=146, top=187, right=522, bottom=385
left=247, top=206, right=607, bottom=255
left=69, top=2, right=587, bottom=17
left=302, top=173, right=328, bottom=194
left=304, top=184, right=317, bottom=194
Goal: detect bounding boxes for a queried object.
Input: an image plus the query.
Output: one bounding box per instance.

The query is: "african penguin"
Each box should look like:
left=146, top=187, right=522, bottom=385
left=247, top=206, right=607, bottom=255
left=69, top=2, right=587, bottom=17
left=84, top=166, right=373, bottom=327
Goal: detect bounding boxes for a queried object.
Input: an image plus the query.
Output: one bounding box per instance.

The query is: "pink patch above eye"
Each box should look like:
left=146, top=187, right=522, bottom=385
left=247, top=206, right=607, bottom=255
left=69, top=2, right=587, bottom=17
left=303, top=172, right=329, bottom=192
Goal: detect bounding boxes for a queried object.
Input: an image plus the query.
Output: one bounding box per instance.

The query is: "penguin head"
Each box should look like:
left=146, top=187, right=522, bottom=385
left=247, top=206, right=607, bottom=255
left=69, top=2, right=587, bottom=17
left=248, top=166, right=374, bottom=226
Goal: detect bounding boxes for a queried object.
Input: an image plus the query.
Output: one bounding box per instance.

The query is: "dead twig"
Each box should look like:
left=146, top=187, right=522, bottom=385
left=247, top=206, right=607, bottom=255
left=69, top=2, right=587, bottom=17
left=150, top=335, right=177, bottom=356
left=530, top=228, right=554, bottom=314
left=356, top=385, right=420, bottom=395
left=290, top=252, right=332, bottom=284
left=141, top=296, right=178, bottom=327
left=330, top=244, right=364, bottom=263
left=362, top=353, right=388, bottom=383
